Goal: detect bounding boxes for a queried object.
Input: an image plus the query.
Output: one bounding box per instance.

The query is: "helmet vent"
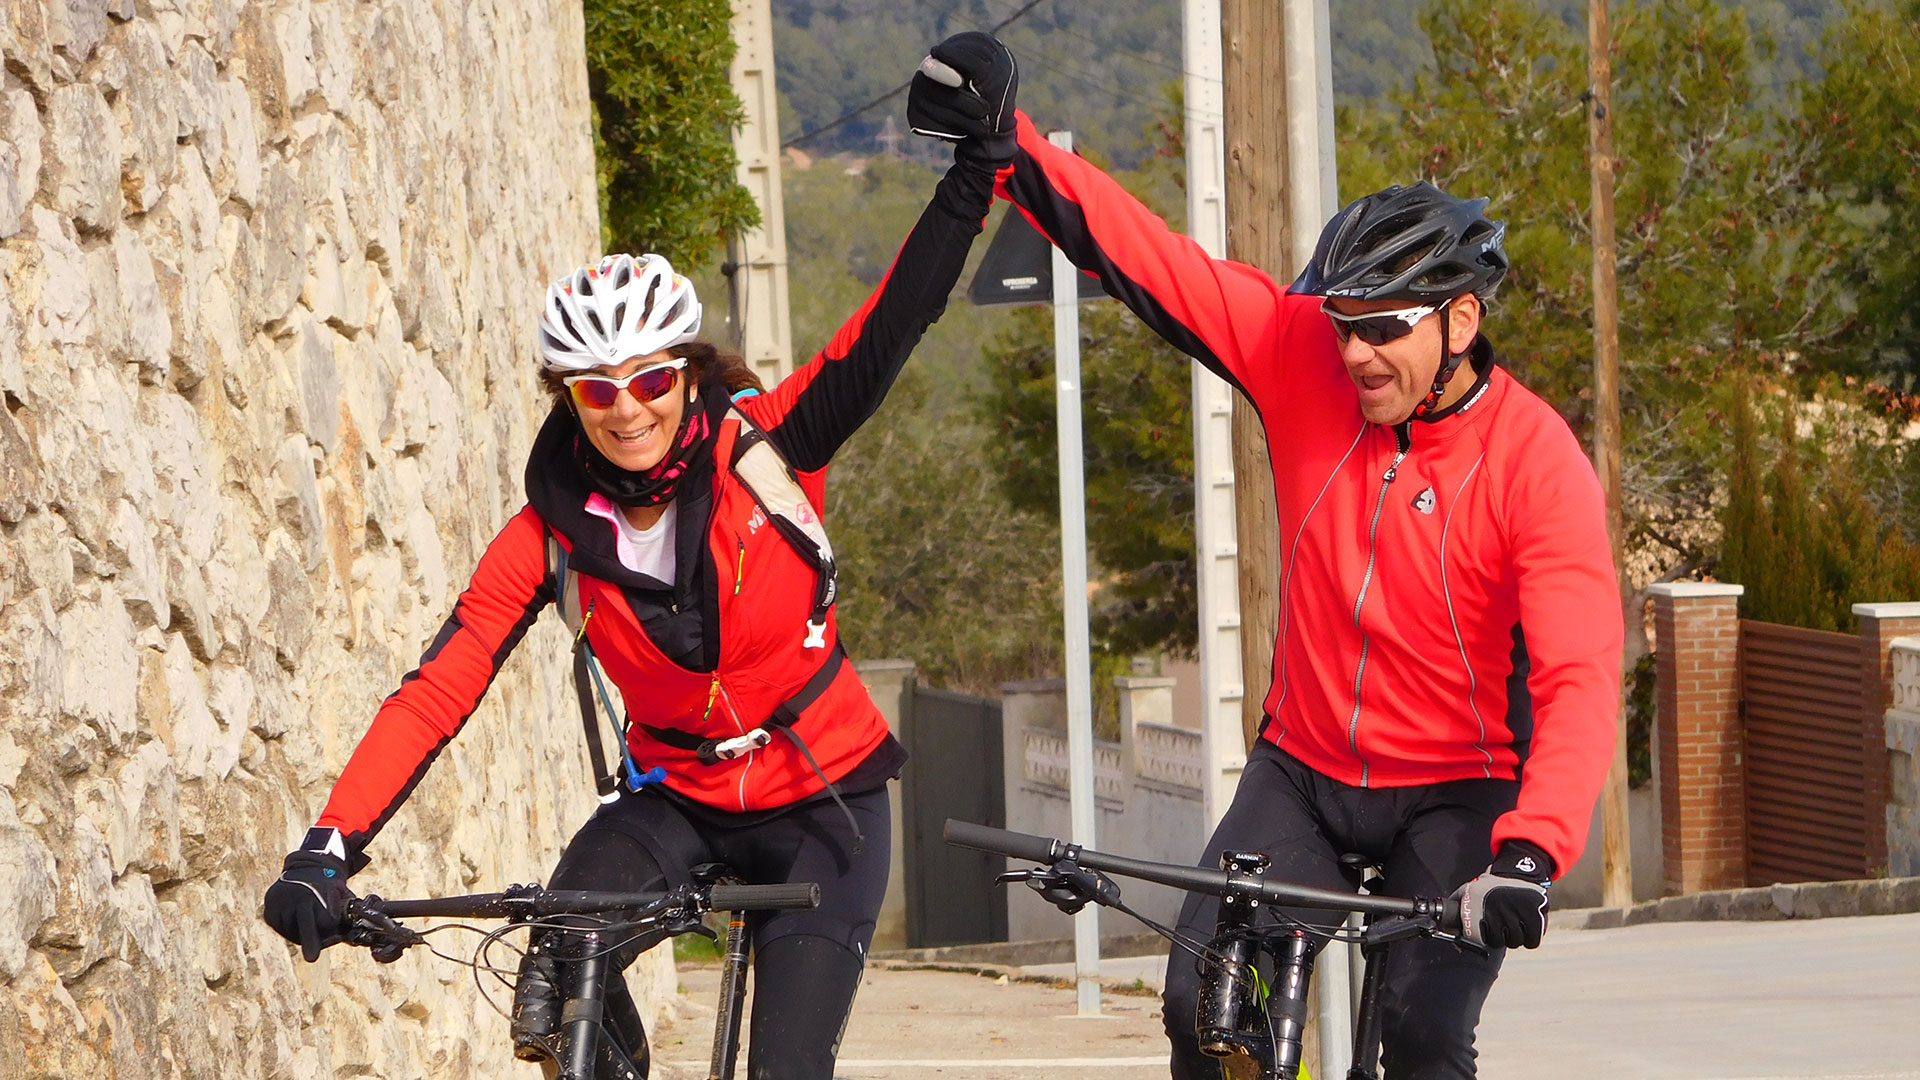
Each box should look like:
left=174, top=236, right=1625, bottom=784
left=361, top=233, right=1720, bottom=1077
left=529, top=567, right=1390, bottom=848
left=613, top=301, right=628, bottom=333
left=642, top=278, right=662, bottom=323
left=585, top=309, right=606, bottom=338
left=614, top=262, right=632, bottom=288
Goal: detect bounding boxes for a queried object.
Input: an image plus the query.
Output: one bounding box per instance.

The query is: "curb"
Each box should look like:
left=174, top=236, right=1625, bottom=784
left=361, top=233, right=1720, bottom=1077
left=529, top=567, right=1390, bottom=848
left=871, top=931, right=1169, bottom=968
left=866, top=957, right=1165, bottom=997
left=1556, top=875, right=1920, bottom=930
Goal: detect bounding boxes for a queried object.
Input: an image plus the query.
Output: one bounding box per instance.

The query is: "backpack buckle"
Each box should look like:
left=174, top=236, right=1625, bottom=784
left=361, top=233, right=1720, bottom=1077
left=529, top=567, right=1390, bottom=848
left=707, top=728, right=772, bottom=763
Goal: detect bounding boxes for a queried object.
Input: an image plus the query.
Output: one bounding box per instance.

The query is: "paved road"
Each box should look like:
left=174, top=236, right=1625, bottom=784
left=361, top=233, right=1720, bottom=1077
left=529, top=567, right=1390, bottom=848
left=1476, top=913, right=1920, bottom=1080
left=654, top=913, right=1920, bottom=1078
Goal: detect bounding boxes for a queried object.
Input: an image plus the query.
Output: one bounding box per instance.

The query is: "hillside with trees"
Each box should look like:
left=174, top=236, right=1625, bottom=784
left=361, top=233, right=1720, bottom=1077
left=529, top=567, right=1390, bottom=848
left=607, top=0, right=1916, bottom=691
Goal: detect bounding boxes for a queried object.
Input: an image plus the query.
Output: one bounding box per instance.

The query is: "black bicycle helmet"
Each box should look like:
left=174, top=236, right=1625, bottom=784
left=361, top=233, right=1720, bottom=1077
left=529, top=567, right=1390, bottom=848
left=1289, top=182, right=1508, bottom=302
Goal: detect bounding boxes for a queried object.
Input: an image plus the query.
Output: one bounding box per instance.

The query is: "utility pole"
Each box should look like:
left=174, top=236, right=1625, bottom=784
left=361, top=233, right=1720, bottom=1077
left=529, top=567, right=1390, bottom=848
left=1221, top=3, right=1287, bottom=753
left=1220, top=0, right=1340, bottom=1072
left=1587, top=0, right=1635, bottom=908
left=727, top=0, right=795, bottom=385
left=1181, top=0, right=1248, bottom=836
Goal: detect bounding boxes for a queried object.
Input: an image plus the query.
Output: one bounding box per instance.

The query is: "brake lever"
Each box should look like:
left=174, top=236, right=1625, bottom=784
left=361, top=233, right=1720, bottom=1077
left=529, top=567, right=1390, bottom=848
left=996, top=860, right=1122, bottom=915
left=1361, top=915, right=1436, bottom=948
left=1433, top=929, right=1490, bottom=958
left=346, top=899, right=427, bottom=964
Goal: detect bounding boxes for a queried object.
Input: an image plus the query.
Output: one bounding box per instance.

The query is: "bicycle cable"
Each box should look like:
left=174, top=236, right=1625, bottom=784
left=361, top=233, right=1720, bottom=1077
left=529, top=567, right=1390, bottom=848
left=1106, top=894, right=1266, bottom=1001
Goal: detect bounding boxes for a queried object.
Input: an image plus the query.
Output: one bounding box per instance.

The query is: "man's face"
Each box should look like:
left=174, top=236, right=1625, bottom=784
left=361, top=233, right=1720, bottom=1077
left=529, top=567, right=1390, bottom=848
left=1325, top=294, right=1481, bottom=425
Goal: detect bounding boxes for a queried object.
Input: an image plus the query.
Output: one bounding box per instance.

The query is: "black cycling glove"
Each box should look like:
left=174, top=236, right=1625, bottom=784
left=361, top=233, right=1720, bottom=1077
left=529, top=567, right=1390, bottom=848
left=1451, top=839, right=1554, bottom=950
left=908, top=31, right=1019, bottom=144
left=263, top=828, right=357, bottom=962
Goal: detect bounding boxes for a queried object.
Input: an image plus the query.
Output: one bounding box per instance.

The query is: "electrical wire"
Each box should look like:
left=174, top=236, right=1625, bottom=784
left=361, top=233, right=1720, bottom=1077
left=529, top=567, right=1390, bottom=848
left=781, top=0, right=1049, bottom=148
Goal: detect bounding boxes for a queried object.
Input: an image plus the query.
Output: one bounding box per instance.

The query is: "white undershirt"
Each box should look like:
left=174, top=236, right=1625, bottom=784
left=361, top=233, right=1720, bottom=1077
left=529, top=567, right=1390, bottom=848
left=586, top=495, right=677, bottom=582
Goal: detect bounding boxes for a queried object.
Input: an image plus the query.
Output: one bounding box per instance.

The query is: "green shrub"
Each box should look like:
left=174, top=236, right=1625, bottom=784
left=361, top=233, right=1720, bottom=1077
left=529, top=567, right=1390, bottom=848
left=585, top=0, right=760, bottom=266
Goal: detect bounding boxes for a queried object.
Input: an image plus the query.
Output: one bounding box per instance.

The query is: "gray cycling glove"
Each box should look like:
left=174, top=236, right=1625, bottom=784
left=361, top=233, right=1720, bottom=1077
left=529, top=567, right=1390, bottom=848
left=1451, top=839, right=1554, bottom=950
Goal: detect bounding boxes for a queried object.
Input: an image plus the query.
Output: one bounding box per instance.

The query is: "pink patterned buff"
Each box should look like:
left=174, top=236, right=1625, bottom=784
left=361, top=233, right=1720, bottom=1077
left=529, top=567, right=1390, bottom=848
left=571, top=383, right=720, bottom=507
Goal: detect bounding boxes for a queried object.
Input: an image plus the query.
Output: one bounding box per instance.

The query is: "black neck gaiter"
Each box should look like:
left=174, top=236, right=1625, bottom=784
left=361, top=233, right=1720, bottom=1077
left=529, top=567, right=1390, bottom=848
left=569, top=381, right=725, bottom=507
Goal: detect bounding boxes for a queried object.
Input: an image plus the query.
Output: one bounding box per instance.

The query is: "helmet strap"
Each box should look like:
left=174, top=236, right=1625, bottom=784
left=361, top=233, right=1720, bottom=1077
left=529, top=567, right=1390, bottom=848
left=1411, top=300, right=1469, bottom=421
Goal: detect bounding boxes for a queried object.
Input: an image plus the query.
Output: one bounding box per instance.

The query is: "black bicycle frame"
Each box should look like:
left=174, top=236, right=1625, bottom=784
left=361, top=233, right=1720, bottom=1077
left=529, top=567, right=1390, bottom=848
left=708, top=909, right=753, bottom=1080
left=944, top=820, right=1473, bottom=1080
left=348, top=881, right=818, bottom=1080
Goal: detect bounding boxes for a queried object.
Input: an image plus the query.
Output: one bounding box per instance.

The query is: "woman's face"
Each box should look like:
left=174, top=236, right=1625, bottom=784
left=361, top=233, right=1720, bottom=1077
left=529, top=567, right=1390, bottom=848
left=570, top=349, right=692, bottom=472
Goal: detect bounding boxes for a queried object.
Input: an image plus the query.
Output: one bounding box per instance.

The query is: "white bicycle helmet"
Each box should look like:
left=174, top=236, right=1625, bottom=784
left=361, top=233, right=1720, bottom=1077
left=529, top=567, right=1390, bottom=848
left=538, top=253, right=703, bottom=372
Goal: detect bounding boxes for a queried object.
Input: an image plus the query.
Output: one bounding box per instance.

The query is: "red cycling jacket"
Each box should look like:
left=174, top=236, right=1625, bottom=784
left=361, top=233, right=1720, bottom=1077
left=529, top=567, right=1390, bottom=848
left=315, top=155, right=1000, bottom=866
left=1000, top=112, right=1623, bottom=875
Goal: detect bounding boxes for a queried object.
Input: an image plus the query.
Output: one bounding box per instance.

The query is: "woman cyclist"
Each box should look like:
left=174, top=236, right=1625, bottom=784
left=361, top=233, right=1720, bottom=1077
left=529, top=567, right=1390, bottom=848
left=262, top=38, right=1018, bottom=1079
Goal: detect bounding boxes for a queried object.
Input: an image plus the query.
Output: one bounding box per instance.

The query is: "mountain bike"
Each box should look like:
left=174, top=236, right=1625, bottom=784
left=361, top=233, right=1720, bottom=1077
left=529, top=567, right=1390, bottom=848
left=342, top=866, right=819, bottom=1080
left=943, top=820, right=1488, bottom=1080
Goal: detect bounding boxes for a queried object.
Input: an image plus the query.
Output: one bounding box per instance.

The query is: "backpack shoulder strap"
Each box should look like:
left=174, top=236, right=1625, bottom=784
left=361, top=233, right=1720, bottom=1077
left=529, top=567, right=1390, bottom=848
left=545, top=526, right=616, bottom=797
left=724, top=408, right=838, bottom=647
left=545, top=529, right=585, bottom=636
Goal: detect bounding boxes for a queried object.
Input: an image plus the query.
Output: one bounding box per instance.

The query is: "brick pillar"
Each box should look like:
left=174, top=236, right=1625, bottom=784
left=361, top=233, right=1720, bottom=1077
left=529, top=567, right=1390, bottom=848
left=1853, top=603, right=1920, bottom=877
left=1650, top=583, right=1746, bottom=895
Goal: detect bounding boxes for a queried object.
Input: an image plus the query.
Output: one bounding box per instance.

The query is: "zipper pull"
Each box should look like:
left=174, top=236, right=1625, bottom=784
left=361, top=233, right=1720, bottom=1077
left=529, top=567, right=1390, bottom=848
left=702, top=677, right=721, bottom=723
left=734, top=539, right=746, bottom=596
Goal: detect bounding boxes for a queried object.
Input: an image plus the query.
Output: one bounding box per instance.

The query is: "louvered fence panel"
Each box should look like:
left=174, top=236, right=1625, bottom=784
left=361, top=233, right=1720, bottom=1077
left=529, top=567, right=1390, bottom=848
left=1739, top=621, right=1866, bottom=886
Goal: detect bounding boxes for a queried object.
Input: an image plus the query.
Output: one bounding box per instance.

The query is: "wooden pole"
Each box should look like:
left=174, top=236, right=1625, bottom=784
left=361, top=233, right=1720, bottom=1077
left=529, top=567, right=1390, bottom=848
left=1588, top=0, right=1635, bottom=908
left=1220, top=2, right=1287, bottom=753
left=1220, top=1, right=1322, bottom=1073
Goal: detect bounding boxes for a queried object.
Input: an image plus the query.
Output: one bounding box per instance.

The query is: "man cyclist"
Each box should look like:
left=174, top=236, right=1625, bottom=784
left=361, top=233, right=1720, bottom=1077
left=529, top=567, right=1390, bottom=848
left=911, top=35, right=1624, bottom=1079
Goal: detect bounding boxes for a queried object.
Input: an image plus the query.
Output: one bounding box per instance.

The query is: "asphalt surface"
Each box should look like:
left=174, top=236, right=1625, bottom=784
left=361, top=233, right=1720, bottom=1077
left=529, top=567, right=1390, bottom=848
left=651, top=912, right=1920, bottom=1078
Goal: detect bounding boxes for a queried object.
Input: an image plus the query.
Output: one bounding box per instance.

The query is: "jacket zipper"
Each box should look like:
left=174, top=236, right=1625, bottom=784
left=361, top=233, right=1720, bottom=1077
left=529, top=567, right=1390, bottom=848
left=714, top=680, right=753, bottom=811
left=1347, top=424, right=1412, bottom=786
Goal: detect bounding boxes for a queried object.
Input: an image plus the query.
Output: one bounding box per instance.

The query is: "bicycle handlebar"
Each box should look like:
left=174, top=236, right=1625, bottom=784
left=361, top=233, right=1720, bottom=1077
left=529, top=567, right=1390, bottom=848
left=351, top=881, right=820, bottom=925
left=944, top=819, right=1459, bottom=928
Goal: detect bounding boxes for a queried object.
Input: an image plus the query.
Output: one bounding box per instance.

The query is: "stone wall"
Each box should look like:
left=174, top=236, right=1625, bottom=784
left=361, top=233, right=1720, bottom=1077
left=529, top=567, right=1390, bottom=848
left=0, top=2, right=659, bottom=1076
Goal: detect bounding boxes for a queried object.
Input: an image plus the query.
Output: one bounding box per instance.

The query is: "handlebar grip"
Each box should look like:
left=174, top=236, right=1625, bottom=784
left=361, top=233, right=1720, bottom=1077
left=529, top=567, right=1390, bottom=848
left=942, top=819, right=1063, bottom=864
left=707, top=883, right=820, bottom=911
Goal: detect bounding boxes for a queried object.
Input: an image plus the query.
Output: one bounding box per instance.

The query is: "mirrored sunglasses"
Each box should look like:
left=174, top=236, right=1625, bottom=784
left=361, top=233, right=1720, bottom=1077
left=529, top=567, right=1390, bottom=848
left=1320, top=300, right=1447, bottom=347
left=564, top=358, right=687, bottom=410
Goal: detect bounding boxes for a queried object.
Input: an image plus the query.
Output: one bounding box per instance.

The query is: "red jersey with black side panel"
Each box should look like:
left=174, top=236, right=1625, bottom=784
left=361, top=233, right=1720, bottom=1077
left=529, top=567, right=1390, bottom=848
left=314, top=153, right=1004, bottom=868
left=995, top=111, right=1623, bottom=876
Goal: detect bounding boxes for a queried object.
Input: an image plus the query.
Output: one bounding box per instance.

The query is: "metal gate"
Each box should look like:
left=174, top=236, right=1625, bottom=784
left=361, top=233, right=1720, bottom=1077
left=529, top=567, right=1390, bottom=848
left=1740, top=620, right=1866, bottom=885
left=901, top=686, right=1008, bottom=948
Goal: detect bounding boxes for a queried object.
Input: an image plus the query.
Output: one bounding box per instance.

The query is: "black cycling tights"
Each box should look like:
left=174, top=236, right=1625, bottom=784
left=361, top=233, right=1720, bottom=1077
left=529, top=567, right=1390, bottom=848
left=536, top=784, right=889, bottom=1080
left=1162, top=741, right=1520, bottom=1080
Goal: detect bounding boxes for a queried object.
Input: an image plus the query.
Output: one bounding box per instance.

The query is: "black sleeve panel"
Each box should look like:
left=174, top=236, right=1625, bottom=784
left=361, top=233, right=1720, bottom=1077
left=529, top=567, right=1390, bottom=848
left=751, top=154, right=1000, bottom=472
left=994, top=111, right=1316, bottom=408
left=318, top=507, right=555, bottom=864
